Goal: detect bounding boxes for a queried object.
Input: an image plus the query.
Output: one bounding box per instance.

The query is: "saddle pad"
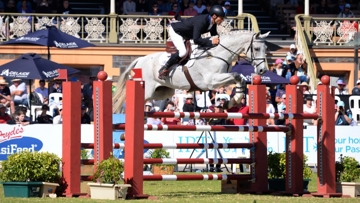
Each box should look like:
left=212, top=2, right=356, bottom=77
left=159, top=41, right=205, bottom=69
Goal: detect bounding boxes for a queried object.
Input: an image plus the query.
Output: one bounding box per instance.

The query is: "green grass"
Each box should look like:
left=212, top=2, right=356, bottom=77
left=0, top=173, right=358, bottom=202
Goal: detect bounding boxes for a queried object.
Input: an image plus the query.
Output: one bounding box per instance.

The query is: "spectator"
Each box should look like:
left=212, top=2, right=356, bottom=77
left=224, top=1, right=235, bottom=16
left=183, top=1, right=197, bottom=16
left=136, top=0, right=149, bottom=12
left=208, top=103, right=226, bottom=172
left=7, top=110, right=32, bottom=125
left=53, top=105, right=62, bottom=124
left=82, top=76, right=96, bottom=120
left=303, top=96, right=316, bottom=125
left=332, top=0, right=346, bottom=15
left=0, top=79, right=15, bottom=114
left=180, top=0, right=189, bottom=12
left=201, top=2, right=212, bottom=14
left=162, top=0, right=173, bottom=13
left=351, top=79, right=360, bottom=95
left=5, top=0, right=17, bottom=13
left=17, top=104, right=30, bottom=121
left=287, top=44, right=298, bottom=61
left=335, top=101, right=354, bottom=125
left=275, top=84, right=286, bottom=104
left=9, top=78, right=28, bottom=107
left=35, top=79, right=48, bottom=104
left=283, top=55, right=296, bottom=80
left=194, top=0, right=206, bottom=14
left=81, top=105, right=91, bottom=124
left=296, top=0, right=304, bottom=14
left=123, top=0, right=136, bottom=14
left=18, top=0, right=32, bottom=13
left=301, top=82, right=311, bottom=95
left=213, top=0, right=224, bottom=6
left=316, top=0, right=331, bottom=14
left=0, top=104, right=11, bottom=124
left=36, top=104, right=53, bottom=124
left=334, top=79, right=349, bottom=95
left=273, top=58, right=284, bottom=76
left=168, top=2, right=183, bottom=16
left=145, top=101, right=162, bottom=124
left=148, top=3, right=162, bottom=15
left=57, top=0, right=73, bottom=14
left=337, top=3, right=355, bottom=18
left=275, top=94, right=286, bottom=125
left=294, top=52, right=309, bottom=83
left=161, top=101, right=181, bottom=125
left=227, top=98, right=249, bottom=125
left=49, top=80, right=62, bottom=93
left=265, top=93, right=275, bottom=125
left=37, top=0, right=52, bottom=13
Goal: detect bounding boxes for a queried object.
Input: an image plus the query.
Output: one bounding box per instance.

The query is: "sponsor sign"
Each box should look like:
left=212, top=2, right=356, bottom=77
left=1, top=125, right=360, bottom=164
left=0, top=69, right=30, bottom=78
left=42, top=70, right=59, bottom=78
left=15, top=36, right=40, bottom=42
left=53, top=41, right=78, bottom=48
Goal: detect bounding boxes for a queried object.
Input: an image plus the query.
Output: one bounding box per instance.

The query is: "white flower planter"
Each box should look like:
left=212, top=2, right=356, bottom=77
left=336, top=182, right=360, bottom=197
left=88, top=183, right=131, bottom=200
left=40, top=182, right=59, bottom=198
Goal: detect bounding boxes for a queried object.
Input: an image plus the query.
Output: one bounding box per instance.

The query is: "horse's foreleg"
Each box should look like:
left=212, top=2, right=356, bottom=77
left=209, top=73, right=245, bottom=103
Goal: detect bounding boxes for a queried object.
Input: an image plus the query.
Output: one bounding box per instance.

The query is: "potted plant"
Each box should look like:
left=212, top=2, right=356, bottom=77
left=0, top=151, right=61, bottom=198
left=148, top=149, right=175, bottom=175
left=335, top=154, right=360, bottom=197
left=88, top=154, right=131, bottom=200
left=267, top=151, right=312, bottom=191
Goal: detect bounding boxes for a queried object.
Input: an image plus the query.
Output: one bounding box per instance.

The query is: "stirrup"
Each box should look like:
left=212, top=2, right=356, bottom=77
left=158, top=69, right=170, bottom=80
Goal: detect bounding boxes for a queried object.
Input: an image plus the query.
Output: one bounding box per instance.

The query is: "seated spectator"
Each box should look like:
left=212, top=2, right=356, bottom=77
left=169, top=3, right=183, bottom=16
left=37, top=0, right=52, bottom=13
left=184, top=0, right=198, bottom=16
left=316, top=0, right=331, bottom=14
left=5, top=0, right=17, bottom=13
left=0, top=79, right=15, bottom=114
left=182, top=93, right=195, bottom=124
left=57, top=0, right=73, bottom=14
left=148, top=3, right=162, bottom=15
left=224, top=1, right=235, bottom=16
left=273, top=58, right=284, bottom=76
left=283, top=55, right=296, bottom=80
left=294, top=52, right=309, bottom=83
left=301, top=82, right=311, bottom=95
left=81, top=105, right=91, bottom=124
left=35, top=79, right=48, bottom=104
left=9, top=78, right=28, bottom=107
left=335, top=101, right=354, bottom=126
left=7, top=110, right=32, bottom=125
left=194, top=0, right=206, bottom=14
left=332, top=0, right=345, bottom=15
left=201, top=2, right=211, bottom=14
left=53, top=105, right=63, bottom=124
left=18, top=0, right=32, bottom=13
left=0, top=104, right=11, bottom=124
left=275, top=84, right=286, bottom=106
left=287, top=44, right=298, bottom=61
left=227, top=98, right=249, bottom=125
left=17, top=104, right=30, bottom=121
left=36, top=104, right=53, bottom=124
left=351, top=79, right=360, bottom=95
left=334, top=79, right=349, bottom=95
left=337, top=3, right=355, bottom=18
left=303, top=96, right=317, bottom=125
left=123, top=0, right=136, bottom=14
left=146, top=102, right=162, bottom=125
left=265, top=93, right=275, bottom=125
left=180, top=0, right=189, bottom=12
left=136, top=0, right=148, bottom=12
left=49, top=80, right=63, bottom=93
left=161, top=102, right=181, bottom=125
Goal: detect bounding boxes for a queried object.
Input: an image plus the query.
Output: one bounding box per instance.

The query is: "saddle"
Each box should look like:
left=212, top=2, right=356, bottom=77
left=165, top=40, right=202, bottom=92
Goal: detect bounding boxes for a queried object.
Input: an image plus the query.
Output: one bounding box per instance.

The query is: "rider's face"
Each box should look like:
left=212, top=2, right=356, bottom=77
left=212, top=15, right=224, bottom=25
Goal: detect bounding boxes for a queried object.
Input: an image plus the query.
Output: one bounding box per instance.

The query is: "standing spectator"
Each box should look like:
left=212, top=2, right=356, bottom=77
left=0, top=104, right=11, bottom=124
left=57, top=0, right=73, bottom=14
left=183, top=1, right=198, bottom=16
left=36, top=104, right=53, bottom=124
left=9, top=79, right=28, bottom=106
left=35, top=80, right=48, bottom=104
left=81, top=105, right=91, bottom=124
left=194, top=0, right=206, bottom=14
left=224, top=1, right=235, bottom=16
left=123, top=0, right=136, bottom=14
left=351, top=79, right=360, bottom=95
left=334, top=79, right=349, bottom=95
left=0, top=79, right=15, bottom=114
left=53, top=105, right=62, bottom=124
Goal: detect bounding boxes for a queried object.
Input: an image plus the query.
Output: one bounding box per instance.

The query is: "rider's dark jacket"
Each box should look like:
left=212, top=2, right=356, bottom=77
left=171, top=14, right=218, bottom=47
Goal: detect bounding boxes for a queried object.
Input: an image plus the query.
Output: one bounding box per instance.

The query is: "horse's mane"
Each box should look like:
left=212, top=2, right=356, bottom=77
left=221, top=29, right=256, bottom=36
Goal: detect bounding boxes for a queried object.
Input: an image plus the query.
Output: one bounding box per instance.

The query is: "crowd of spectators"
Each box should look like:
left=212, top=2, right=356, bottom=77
left=0, top=0, right=74, bottom=14
left=0, top=76, right=94, bottom=125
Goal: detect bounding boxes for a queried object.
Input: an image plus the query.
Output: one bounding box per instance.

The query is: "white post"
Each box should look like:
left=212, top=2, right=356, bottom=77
left=238, top=0, right=243, bottom=15
left=304, top=0, right=309, bottom=15
left=110, top=0, right=115, bottom=14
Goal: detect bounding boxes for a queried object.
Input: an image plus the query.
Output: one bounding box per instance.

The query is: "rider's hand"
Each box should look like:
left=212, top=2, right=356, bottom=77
left=212, top=37, right=220, bottom=45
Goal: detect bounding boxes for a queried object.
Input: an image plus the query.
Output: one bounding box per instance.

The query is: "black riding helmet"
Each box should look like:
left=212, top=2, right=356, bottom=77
left=209, top=5, right=227, bottom=18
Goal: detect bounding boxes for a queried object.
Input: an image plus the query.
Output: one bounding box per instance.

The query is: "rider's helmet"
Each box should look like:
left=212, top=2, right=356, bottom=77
left=209, top=5, right=227, bottom=18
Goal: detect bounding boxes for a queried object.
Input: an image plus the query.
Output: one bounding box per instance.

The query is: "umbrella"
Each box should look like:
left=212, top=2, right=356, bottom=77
left=0, top=53, right=80, bottom=120
left=2, top=26, right=95, bottom=59
left=230, top=60, right=289, bottom=84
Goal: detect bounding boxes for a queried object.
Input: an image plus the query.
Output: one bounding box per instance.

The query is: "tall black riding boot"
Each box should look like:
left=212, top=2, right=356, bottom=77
left=158, top=52, right=181, bottom=80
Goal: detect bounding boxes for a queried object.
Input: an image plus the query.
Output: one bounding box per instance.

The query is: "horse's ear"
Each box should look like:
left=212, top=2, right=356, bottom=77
left=258, top=31, right=271, bottom=39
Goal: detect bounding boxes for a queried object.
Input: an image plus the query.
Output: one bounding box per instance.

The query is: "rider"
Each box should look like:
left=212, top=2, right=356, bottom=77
left=158, top=5, right=227, bottom=80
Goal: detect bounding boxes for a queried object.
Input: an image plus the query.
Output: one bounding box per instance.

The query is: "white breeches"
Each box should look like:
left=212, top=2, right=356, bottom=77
left=168, top=25, right=186, bottom=57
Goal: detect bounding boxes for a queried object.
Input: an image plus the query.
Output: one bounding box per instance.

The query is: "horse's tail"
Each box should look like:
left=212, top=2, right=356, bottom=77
left=112, top=57, right=141, bottom=113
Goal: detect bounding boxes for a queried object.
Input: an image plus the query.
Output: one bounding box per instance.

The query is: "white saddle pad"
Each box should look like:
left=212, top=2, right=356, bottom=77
left=159, top=41, right=206, bottom=69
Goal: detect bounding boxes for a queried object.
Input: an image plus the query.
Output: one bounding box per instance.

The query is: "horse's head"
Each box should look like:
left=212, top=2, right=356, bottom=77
left=243, top=31, right=270, bottom=75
